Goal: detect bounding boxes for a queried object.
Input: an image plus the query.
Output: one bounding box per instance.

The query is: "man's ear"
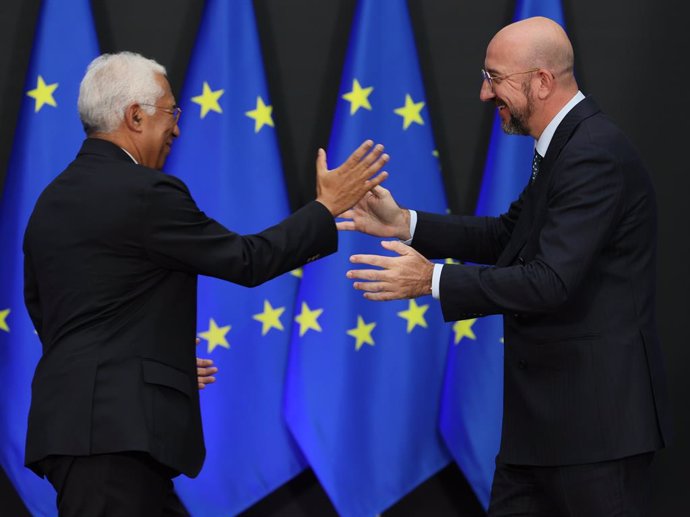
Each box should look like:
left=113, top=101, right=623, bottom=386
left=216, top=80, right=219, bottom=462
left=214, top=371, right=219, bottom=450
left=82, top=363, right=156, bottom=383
left=124, top=104, right=143, bottom=132
left=536, top=69, right=555, bottom=100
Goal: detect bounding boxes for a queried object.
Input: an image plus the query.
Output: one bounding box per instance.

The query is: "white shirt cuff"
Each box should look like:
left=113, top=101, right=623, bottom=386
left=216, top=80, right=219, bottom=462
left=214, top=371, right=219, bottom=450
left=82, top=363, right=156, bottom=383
left=402, top=210, right=418, bottom=245
left=432, top=263, right=443, bottom=299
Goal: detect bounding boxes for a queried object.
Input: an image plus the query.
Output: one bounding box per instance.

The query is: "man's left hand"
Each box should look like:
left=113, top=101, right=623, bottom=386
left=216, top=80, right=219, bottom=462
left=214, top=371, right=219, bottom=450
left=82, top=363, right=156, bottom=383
left=347, top=240, right=434, bottom=301
left=196, top=338, right=218, bottom=389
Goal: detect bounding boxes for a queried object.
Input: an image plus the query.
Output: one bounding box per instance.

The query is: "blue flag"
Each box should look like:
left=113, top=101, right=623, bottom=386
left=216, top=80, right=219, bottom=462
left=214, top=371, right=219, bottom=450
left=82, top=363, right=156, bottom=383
left=164, top=0, right=304, bottom=514
left=0, top=1, right=98, bottom=516
left=284, top=1, right=451, bottom=515
left=439, top=0, right=566, bottom=510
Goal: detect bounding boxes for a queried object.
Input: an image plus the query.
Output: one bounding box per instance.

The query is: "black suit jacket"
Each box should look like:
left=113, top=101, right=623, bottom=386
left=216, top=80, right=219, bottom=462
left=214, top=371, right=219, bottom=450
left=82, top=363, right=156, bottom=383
left=412, top=97, right=671, bottom=465
left=23, top=138, right=337, bottom=477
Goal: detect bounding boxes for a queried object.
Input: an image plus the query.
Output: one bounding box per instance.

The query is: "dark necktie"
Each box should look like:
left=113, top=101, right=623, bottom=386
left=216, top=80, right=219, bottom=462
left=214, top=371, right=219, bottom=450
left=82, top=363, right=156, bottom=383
left=531, top=150, right=543, bottom=184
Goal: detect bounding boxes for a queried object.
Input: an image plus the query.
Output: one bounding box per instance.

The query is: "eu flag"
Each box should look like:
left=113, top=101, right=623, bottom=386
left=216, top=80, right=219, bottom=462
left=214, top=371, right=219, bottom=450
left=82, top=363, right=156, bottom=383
left=438, top=0, right=567, bottom=510
left=0, top=1, right=98, bottom=515
left=164, top=0, right=304, bottom=514
left=284, top=1, right=451, bottom=515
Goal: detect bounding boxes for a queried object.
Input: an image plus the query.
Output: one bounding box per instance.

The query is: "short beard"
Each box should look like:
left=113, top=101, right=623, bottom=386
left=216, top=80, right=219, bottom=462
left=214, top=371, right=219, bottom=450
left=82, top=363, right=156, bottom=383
left=501, top=80, right=534, bottom=136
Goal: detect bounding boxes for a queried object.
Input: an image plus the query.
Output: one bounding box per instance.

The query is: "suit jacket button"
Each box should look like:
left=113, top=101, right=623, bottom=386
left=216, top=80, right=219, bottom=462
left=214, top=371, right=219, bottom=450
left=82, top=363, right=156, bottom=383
left=518, top=256, right=525, bottom=265
left=518, top=359, right=527, bottom=369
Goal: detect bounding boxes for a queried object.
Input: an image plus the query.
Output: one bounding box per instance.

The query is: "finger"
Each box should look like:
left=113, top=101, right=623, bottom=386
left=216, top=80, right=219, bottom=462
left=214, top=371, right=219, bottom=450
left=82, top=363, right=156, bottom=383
left=356, top=147, right=387, bottom=177
left=198, top=376, right=216, bottom=389
left=380, top=239, right=409, bottom=255
left=359, top=144, right=385, bottom=169
left=341, top=139, right=374, bottom=170
left=336, top=221, right=356, bottom=231
left=352, top=280, right=389, bottom=292
left=363, top=170, right=388, bottom=189
left=349, top=253, right=392, bottom=268
left=196, top=337, right=201, bottom=345
left=316, top=148, right=327, bottom=176
left=363, top=291, right=400, bottom=301
left=337, top=209, right=355, bottom=219
left=197, top=365, right=219, bottom=375
left=347, top=268, right=386, bottom=281
left=196, top=357, right=214, bottom=367
left=370, top=185, right=388, bottom=198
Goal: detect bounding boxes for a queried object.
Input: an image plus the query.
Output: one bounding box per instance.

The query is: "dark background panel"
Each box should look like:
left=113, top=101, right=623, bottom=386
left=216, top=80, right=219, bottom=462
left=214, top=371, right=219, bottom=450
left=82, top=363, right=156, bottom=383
left=0, top=0, right=687, bottom=514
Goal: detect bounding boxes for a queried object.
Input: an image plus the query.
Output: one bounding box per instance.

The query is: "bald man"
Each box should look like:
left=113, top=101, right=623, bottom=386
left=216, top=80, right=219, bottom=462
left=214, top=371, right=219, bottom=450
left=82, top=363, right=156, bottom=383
left=341, top=17, right=670, bottom=516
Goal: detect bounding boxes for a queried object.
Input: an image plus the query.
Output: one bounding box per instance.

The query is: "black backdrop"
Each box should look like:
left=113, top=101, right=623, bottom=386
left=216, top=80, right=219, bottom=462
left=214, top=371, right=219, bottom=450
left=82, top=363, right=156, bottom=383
left=0, top=1, right=687, bottom=515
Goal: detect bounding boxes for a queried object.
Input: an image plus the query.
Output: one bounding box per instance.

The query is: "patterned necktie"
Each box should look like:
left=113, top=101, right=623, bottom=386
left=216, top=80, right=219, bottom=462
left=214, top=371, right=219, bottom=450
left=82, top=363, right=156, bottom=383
left=531, top=150, right=543, bottom=184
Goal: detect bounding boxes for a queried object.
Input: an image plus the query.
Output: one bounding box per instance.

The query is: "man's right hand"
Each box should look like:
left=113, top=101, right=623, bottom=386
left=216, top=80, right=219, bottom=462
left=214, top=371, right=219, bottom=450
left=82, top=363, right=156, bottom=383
left=315, top=140, right=389, bottom=217
left=336, top=185, right=411, bottom=241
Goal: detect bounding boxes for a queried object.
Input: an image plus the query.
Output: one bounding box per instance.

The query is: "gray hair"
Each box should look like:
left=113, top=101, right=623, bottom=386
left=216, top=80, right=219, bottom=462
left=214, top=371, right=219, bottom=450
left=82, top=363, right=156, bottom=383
left=78, top=51, right=167, bottom=134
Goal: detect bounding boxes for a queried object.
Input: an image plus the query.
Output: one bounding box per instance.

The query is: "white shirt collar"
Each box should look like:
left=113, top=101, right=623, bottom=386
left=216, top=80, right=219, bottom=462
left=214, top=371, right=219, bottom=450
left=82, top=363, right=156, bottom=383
left=535, top=90, right=585, bottom=158
left=120, top=147, right=138, bottom=164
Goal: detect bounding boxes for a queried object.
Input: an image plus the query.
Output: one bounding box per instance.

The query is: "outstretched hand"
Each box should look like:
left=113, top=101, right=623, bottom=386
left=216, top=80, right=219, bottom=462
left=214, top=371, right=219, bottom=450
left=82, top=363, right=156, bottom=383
left=315, top=140, right=389, bottom=216
left=347, top=240, right=434, bottom=301
left=337, top=185, right=410, bottom=240
left=196, top=338, right=218, bottom=390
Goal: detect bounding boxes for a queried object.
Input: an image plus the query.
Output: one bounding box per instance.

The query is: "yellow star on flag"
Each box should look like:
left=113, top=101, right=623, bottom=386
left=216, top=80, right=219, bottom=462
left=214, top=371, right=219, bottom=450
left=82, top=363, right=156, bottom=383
left=290, top=268, right=303, bottom=279
left=347, top=315, right=377, bottom=351
left=294, top=301, right=323, bottom=337
left=393, top=94, right=425, bottom=130
left=245, top=96, right=274, bottom=132
left=191, top=81, right=224, bottom=119
left=0, top=308, right=10, bottom=333
left=397, top=299, right=429, bottom=333
left=453, top=318, right=477, bottom=345
left=27, top=75, right=58, bottom=112
left=342, top=79, right=373, bottom=115
left=253, top=300, right=286, bottom=336
left=198, top=318, right=231, bottom=353
left=444, top=258, right=460, bottom=265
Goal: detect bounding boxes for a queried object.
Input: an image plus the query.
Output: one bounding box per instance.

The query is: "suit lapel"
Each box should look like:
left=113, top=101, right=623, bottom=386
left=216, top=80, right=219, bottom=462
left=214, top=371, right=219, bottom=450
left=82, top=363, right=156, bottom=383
left=495, top=97, right=601, bottom=267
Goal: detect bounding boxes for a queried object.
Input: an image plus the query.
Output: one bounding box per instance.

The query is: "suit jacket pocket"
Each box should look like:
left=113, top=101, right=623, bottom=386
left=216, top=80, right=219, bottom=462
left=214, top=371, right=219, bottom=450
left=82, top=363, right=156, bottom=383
left=141, top=360, right=193, bottom=453
left=142, top=359, right=191, bottom=396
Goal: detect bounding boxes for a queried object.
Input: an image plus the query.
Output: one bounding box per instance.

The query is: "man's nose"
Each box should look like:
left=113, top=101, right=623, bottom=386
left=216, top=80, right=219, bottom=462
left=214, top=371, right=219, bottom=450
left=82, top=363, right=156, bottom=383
left=479, top=79, right=494, bottom=102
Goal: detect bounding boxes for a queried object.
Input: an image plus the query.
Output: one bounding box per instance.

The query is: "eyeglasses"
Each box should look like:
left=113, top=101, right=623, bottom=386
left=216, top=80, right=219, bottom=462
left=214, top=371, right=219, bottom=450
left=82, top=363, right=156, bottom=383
left=481, top=68, right=540, bottom=90
left=140, top=103, right=182, bottom=122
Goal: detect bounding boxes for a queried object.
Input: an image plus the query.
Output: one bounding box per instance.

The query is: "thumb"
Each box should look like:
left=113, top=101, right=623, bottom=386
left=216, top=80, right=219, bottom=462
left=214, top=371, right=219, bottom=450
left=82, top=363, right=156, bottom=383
left=316, top=148, right=328, bottom=175
left=381, top=239, right=410, bottom=256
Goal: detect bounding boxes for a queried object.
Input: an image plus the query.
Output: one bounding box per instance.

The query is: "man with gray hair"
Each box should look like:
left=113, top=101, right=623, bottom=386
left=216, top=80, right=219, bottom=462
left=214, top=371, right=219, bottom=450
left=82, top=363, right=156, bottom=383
left=23, top=51, right=389, bottom=515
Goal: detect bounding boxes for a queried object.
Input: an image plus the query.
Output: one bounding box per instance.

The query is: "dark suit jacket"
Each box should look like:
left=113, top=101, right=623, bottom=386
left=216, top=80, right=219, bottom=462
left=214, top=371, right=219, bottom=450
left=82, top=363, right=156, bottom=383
left=412, top=97, right=671, bottom=466
left=23, top=138, right=337, bottom=477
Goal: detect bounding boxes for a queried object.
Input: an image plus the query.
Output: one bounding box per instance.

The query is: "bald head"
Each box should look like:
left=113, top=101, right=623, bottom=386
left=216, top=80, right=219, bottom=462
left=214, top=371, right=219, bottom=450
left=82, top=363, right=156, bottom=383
left=490, top=17, right=575, bottom=82
left=480, top=16, right=579, bottom=138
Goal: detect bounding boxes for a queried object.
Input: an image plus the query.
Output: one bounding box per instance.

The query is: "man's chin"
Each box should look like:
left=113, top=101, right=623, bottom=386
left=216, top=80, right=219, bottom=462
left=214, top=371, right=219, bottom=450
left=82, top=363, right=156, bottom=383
left=501, top=118, right=529, bottom=136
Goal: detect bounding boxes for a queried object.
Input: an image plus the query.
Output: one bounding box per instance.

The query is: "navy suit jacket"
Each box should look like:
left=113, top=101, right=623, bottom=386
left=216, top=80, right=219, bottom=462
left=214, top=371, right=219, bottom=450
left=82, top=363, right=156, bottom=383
left=23, top=138, right=337, bottom=477
left=413, top=97, right=671, bottom=465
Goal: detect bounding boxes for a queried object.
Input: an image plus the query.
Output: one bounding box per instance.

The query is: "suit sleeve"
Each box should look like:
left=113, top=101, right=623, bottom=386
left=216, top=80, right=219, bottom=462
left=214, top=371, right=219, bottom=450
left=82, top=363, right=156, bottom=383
left=437, top=139, right=626, bottom=321
left=141, top=175, right=337, bottom=286
left=23, top=251, right=43, bottom=337
left=412, top=186, right=528, bottom=263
